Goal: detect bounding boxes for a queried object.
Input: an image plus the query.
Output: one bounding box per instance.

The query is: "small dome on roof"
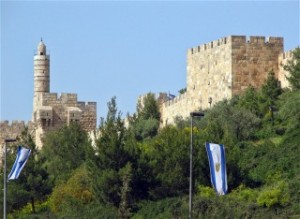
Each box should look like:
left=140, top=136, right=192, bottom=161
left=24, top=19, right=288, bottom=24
left=37, top=39, right=46, bottom=55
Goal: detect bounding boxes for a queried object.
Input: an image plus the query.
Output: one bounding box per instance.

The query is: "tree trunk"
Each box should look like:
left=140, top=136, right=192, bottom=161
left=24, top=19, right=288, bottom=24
left=31, top=197, right=36, bottom=213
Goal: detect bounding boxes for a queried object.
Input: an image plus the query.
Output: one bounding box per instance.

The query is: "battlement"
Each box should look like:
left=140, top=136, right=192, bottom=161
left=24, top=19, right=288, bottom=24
left=189, top=35, right=284, bottom=55
left=77, top=101, right=97, bottom=110
left=0, top=120, right=27, bottom=143
left=41, top=92, right=78, bottom=105
left=281, top=50, right=294, bottom=59
left=189, top=36, right=229, bottom=54
left=162, top=92, right=187, bottom=107
left=0, top=120, right=26, bottom=128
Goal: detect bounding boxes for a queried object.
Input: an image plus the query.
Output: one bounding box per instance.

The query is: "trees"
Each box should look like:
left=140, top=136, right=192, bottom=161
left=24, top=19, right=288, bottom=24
left=259, top=70, right=282, bottom=119
left=41, top=123, right=94, bottom=185
left=144, top=126, right=191, bottom=199
left=91, top=97, right=140, bottom=218
left=49, top=164, right=94, bottom=216
left=6, top=128, right=51, bottom=214
left=132, top=93, right=161, bottom=140
left=6, top=86, right=300, bottom=218
left=136, top=93, right=160, bottom=121
left=238, top=86, right=260, bottom=115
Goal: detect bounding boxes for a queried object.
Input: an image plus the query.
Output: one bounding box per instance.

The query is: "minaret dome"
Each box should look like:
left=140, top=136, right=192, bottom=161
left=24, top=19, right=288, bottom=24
left=38, top=40, right=46, bottom=55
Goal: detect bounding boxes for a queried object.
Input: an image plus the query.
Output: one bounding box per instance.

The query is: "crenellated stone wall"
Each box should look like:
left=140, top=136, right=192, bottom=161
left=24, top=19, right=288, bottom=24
left=231, top=36, right=283, bottom=95
left=159, top=35, right=297, bottom=126
left=187, top=36, right=233, bottom=111
left=32, top=92, right=97, bottom=148
left=0, top=121, right=31, bottom=162
left=0, top=121, right=26, bottom=144
left=1, top=40, right=97, bottom=150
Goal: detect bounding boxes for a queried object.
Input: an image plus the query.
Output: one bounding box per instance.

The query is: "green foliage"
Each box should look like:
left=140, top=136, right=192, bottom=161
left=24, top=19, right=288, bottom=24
left=41, top=123, right=94, bottom=185
left=10, top=199, right=52, bottom=218
left=132, top=198, right=186, bottom=219
left=238, top=86, right=260, bottom=115
left=284, top=47, right=300, bottom=90
left=137, top=93, right=160, bottom=120
left=260, top=70, right=282, bottom=109
left=178, top=88, right=187, bottom=94
left=132, top=118, right=159, bottom=140
left=7, top=87, right=300, bottom=218
left=5, top=128, right=51, bottom=214
left=144, top=126, right=191, bottom=199
left=119, top=163, right=133, bottom=219
left=131, top=93, right=160, bottom=141
left=257, top=180, right=290, bottom=208
left=230, top=184, right=258, bottom=203
left=98, top=169, right=122, bottom=206
left=204, top=100, right=261, bottom=142
left=278, top=90, right=300, bottom=133
left=91, top=97, right=149, bottom=212
left=197, top=185, right=215, bottom=198
left=49, top=164, right=94, bottom=214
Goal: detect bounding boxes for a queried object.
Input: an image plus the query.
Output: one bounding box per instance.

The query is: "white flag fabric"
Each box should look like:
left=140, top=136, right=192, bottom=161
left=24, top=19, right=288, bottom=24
left=8, top=146, right=31, bottom=180
left=205, top=143, right=228, bottom=195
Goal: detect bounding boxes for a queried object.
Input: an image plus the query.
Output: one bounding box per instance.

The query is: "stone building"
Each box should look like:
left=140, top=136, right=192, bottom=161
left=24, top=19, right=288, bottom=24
left=1, top=40, right=97, bottom=149
left=159, top=35, right=294, bottom=125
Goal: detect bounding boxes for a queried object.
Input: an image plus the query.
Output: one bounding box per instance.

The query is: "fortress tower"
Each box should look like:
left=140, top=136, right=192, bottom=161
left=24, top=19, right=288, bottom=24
left=1, top=40, right=97, bottom=151
left=30, top=40, right=97, bottom=148
left=160, top=35, right=293, bottom=125
left=33, top=40, right=50, bottom=117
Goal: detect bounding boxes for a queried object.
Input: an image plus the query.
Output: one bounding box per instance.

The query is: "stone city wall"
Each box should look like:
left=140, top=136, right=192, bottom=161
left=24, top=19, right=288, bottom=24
left=0, top=121, right=26, bottom=144
left=77, top=101, right=97, bottom=131
left=231, top=36, right=283, bottom=95
left=0, top=121, right=29, bottom=162
left=38, top=93, right=97, bottom=128
left=33, top=92, right=97, bottom=148
left=187, top=36, right=233, bottom=110
left=160, top=35, right=289, bottom=125
left=161, top=36, right=233, bottom=124
left=277, top=50, right=294, bottom=88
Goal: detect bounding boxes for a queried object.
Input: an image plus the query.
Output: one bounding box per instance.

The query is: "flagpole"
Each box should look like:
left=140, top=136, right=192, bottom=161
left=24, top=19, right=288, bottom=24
left=3, top=138, right=16, bottom=219
left=189, top=114, right=193, bottom=219
left=189, top=112, right=204, bottom=219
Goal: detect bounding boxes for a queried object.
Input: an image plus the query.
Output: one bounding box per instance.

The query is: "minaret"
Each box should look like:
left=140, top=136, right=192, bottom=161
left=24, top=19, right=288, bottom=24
left=33, top=39, right=50, bottom=119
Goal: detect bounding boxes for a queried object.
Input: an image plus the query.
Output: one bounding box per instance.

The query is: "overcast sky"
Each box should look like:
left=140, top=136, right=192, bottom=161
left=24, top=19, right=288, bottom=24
left=1, top=0, right=299, bottom=124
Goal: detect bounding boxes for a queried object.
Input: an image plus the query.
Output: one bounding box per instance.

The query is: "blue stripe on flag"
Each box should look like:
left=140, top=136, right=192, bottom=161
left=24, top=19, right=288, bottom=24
left=220, top=144, right=228, bottom=194
left=205, top=142, right=217, bottom=191
left=8, top=146, right=31, bottom=180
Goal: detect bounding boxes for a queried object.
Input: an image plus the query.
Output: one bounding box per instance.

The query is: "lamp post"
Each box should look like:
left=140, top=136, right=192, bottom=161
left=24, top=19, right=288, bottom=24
left=208, top=97, right=212, bottom=108
left=3, top=138, right=16, bottom=219
left=189, top=112, right=204, bottom=219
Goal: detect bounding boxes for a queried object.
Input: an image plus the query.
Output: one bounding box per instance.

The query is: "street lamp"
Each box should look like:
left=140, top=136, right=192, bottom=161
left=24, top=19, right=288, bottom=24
left=3, top=138, right=16, bottom=219
left=208, top=97, right=212, bottom=108
left=189, top=112, right=204, bottom=219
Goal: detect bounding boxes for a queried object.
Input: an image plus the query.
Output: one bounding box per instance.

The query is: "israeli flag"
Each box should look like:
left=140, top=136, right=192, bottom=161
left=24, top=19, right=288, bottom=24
left=205, top=143, right=228, bottom=195
left=8, top=146, right=31, bottom=180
